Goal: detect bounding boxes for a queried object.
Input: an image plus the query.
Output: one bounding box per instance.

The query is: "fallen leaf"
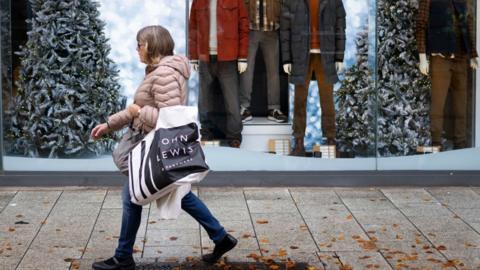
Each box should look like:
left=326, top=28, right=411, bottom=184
left=8, top=227, right=15, bottom=232
left=436, top=245, right=447, bottom=251
left=392, top=224, right=399, bottom=228
left=340, top=264, right=353, bottom=270
left=242, top=233, right=252, bottom=238
left=396, top=234, right=403, bottom=240
left=247, top=252, right=260, bottom=261
left=132, top=246, right=141, bottom=253
left=148, top=221, right=156, bottom=224
left=346, top=214, right=353, bottom=220
left=256, top=219, right=269, bottom=224
left=278, top=248, right=287, bottom=258
left=300, top=224, right=308, bottom=231
left=352, top=235, right=361, bottom=239
left=260, top=238, right=270, bottom=244
left=357, top=239, right=377, bottom=250
left=338, top=234, right=345, bottom=240
left=269, top=265, right=279, bottom=270
left=289, top=246, right=299, bottom=249
left=64, top=258, right=74, bottom=262
left=15, top=215, right=24, bottom=218
left=170, top=236, right=178, bottom=241
left=465, top=242, right=477, bottom=248
left=359, top=255, right=371, bottom=259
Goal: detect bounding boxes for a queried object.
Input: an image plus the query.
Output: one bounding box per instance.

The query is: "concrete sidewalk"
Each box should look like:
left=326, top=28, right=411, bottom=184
left=1, top=187, right=480, bottom=270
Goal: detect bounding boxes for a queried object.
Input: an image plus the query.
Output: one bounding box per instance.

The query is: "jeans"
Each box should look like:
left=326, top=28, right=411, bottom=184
left=115, top=182, right=227, bottom=258
left=198, top=59, right=243, bottom=141
left=239, top=30, right=281, bottom=110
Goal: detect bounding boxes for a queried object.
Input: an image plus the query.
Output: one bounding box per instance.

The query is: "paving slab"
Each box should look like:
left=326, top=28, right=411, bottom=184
left=350, top=209, right=413, bottom=226
left=289, top=188, right=342, bottom=206
left=244, top=188, right=292, bottom=201
left=145, top=229, right=200, bottom=246
left=296, top=204, right=351, bottom=221
left=449, top=208, right=480, bottom=224
left=377, top=240, right=455, bottom=270
left=0, top=191, right=17, bottom=213
left=339, top=197, right=397, bottom=211
left=381, top=188, right=438, bottom=206
left=102, top=189, right=150, bottom=209
left=92, top=208, right=149, bottom=238
left=247, top=199, right=298, bottom=214
left=147, top=211, right=200, bottom=230
left=142, top=245, right=202, bottom=261
left=316, top=252, right=342, bottom=270
left=362, top=223, right=423, bottom=242
left=83, top=236, right=144, bottom=260
left=335, top=251, right=393, bottom=269
left=427, top=188, right=480, bottom=209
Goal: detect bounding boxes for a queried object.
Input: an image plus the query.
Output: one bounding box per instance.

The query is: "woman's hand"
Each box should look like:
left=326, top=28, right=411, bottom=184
left=91, top=123, right=109, bottom=140
left=128, top=104, right=141, bottom=118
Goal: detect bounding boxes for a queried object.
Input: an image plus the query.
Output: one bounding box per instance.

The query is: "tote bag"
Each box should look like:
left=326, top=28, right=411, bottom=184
left=128, top=105, right=209, bottom=205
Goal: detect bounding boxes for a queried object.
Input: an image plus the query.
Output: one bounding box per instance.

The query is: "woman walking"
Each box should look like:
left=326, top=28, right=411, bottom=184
left=90, top=25, right=237, bottom=270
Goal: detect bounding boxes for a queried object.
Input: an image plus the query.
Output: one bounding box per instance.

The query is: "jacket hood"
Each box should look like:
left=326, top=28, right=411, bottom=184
left=157, top=55, right=191, bottom=80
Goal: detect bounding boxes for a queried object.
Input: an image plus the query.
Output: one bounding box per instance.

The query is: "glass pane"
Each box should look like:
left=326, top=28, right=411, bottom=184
left=187, top=0, right=377, bottom=171
left=1, top=0, right=187, bottom=171
left=376, top=0, right=479, bottom=170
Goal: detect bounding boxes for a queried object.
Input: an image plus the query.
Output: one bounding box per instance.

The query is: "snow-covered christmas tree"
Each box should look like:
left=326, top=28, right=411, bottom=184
left=376, top=0, right=431, bottom=156
left=336, top=28, right=375, bottom=157
left=5, top=0, right=125, bottom=158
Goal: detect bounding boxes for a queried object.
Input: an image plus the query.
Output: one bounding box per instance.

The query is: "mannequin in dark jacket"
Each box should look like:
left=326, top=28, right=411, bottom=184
left=416, top=0, right=478, bottom=149
left=280, top=0, right=346, bottom=156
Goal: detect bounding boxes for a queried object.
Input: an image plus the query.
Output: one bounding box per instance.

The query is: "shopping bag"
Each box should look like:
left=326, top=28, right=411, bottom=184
left=128, top=105, right=209, bottom=205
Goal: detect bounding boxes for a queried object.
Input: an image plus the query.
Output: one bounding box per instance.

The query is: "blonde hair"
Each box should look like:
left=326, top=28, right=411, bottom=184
left=136, top=25, right=175, bottom=64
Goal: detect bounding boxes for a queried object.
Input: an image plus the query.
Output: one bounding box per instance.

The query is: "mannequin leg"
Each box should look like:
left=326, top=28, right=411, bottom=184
left=429, top=56, right=452, bottom=146
left=239, top=31, right=260, bottom=110
left=312, top=54, right=335, bottom=143
left=450, top=57, right=468, bottom=149
left=292, top=56, right=314, bottom=139
left=198, top=61, right=216, bottom=139
left=260, top=31, right=281, bottom=110
left=217, top=61, right=243, bottom=142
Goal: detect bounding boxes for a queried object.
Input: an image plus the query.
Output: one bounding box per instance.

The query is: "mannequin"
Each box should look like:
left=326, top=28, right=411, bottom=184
left=189, top=0, right=249, bottom=148
left=280, top=0, right=346, bottom=156
left=416, top=0, right=478, bottom=150
left=239, top=0, right=288, bottom=123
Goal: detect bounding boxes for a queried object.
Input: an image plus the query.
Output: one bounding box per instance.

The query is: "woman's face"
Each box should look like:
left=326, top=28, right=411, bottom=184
left=137, top=41, right=147, bottom=64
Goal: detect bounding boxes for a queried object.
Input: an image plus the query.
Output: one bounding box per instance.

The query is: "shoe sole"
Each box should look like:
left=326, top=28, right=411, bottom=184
left=267, top=116, right=287, bottom=123
left=242, top=116, right=253, bottom=123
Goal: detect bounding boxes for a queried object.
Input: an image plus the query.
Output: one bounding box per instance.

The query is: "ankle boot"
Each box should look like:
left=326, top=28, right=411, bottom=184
left=290, top=137, right=305, bottom=156
left=92, top=256, right=135, bottom=270
left=202, top=234, right=238, bottom=264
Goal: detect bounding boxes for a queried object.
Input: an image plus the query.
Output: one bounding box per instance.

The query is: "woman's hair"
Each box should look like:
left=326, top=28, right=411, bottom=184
left=136, top=25, right=175, bottom=64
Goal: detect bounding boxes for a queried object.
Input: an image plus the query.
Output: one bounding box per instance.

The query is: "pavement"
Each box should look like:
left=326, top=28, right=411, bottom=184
left=1, top=186, right=480, bottom=270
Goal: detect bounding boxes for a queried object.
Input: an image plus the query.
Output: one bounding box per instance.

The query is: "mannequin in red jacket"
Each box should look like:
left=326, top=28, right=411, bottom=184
left=189, top=0, right=250, bottom=148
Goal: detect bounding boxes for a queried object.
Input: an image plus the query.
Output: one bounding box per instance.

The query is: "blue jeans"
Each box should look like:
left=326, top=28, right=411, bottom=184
left=115, top=183, right=227, bottom=258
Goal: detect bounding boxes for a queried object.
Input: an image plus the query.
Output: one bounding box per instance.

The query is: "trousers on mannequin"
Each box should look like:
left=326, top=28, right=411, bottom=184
left=292, top=54, right=336, bottom=143
left=429, top=56, right=468, bottom=148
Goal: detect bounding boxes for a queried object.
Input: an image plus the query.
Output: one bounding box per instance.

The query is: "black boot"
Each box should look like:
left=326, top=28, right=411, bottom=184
left=92, top=256, right=135, bottom=270
left=202, top=234, right=238, bottom=264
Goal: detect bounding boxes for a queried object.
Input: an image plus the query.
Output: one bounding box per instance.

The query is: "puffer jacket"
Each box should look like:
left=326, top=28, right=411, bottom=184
left=108, top=55, right=190, bottom=132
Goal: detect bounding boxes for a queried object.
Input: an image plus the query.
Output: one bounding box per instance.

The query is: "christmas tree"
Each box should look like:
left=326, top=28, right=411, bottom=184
left=5, top=0, right=125, bottom=158
left=336, top=28, right=376, bottom=157
left=377, top=0, right=431, bottom=156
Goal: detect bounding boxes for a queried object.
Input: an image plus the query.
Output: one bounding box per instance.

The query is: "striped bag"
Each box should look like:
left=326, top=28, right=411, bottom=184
left=128, top=105, right=209, bottom=206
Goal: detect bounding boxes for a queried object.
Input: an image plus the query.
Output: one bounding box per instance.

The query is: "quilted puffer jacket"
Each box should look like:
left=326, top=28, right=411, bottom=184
left=108, top=55, right=190, bottom=132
